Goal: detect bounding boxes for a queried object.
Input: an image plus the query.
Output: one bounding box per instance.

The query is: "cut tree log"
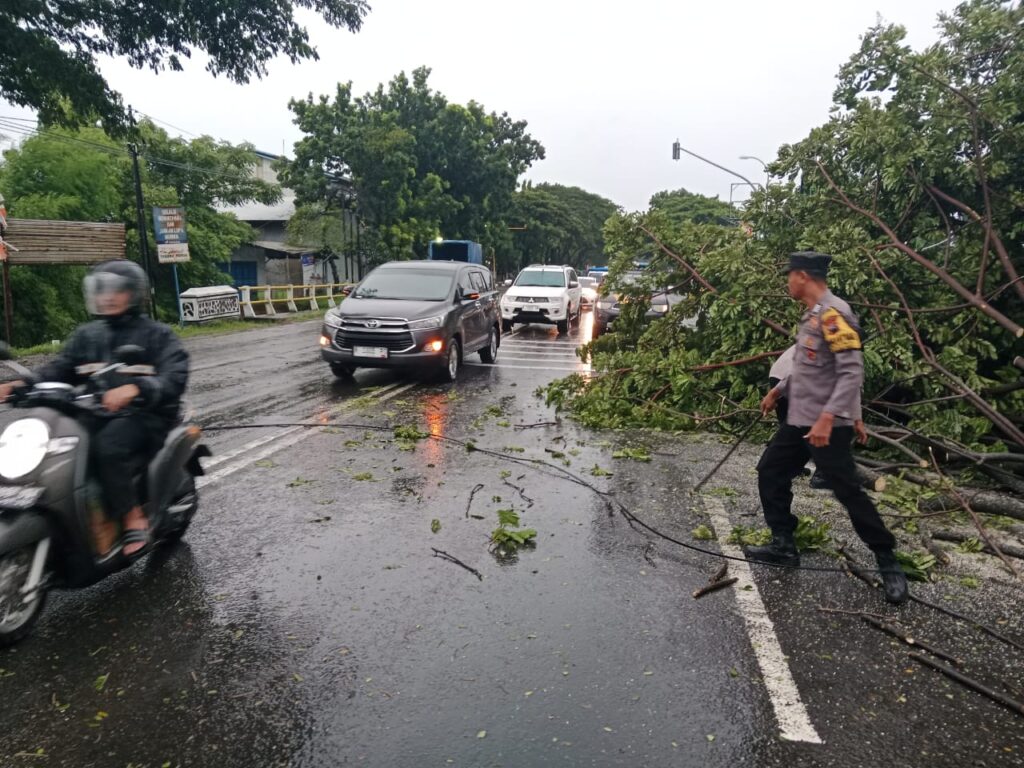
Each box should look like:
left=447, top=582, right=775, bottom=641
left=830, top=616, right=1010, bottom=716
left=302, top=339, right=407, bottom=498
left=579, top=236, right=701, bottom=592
left=920, top=491, right=1024, bottom=523
left=855, top=463, right=887, bottom=493
left=931, top=530, right=1024, bottom=561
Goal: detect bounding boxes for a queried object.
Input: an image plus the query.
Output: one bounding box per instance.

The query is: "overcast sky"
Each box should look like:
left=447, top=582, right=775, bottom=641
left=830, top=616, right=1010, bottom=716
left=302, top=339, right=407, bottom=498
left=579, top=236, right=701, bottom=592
left=2, top=0, right=958, bottom=211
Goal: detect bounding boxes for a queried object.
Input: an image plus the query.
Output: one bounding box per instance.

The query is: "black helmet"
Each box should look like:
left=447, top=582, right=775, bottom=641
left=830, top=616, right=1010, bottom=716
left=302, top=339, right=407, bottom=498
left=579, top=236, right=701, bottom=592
left=84, top=260, right=149, bottom=317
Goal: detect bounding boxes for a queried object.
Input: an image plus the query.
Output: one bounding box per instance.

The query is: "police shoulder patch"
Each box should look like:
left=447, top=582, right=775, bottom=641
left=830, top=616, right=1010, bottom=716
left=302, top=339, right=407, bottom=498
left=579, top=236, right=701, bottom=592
left=821, top=308, right=861, bottom=352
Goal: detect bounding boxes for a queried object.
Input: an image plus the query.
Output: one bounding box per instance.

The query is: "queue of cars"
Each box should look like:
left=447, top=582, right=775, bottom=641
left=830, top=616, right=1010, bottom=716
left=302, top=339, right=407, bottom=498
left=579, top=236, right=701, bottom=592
left=318, top=259, right=680, bottom=380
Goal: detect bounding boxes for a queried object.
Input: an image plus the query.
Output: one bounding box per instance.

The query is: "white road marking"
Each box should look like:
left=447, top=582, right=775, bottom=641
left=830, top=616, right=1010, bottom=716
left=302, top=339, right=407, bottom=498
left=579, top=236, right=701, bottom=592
left=199, top=381, right=416, bottom=488
left=704, top=496, right=823, bottom=744
left=466, top=362, right=586, bottom=373
left=203, top=380, right=404, bottom=471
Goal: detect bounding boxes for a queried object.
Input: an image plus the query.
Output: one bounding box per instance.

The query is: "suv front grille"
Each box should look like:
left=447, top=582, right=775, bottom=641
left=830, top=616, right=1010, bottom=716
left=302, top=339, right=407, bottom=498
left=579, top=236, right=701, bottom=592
left=334, top=316, right=416, bottom=352
left=335, top=329, right=415, bottom=352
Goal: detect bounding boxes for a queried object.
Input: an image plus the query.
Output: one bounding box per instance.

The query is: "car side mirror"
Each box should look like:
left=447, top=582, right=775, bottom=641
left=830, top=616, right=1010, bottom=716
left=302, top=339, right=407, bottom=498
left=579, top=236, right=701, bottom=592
left=503, top=279, right=512, bottom=287
left=113, top=345, right=147, bottom=366
left=569, top=281, right=579, bottom=289
left=463, top=292, right=481, bottom=301
left=341, top=285, right=354, bottom=296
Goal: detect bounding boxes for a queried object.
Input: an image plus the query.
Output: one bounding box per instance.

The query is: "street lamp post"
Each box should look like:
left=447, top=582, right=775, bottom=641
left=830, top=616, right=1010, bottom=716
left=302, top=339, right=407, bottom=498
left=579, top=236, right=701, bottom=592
left=739, top=155, right=770, bottom=191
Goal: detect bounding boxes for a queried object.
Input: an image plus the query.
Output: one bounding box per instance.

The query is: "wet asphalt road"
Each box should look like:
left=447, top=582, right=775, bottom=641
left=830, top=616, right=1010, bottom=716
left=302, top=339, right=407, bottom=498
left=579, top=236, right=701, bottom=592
left=1, top=313, right=1022, bottom=768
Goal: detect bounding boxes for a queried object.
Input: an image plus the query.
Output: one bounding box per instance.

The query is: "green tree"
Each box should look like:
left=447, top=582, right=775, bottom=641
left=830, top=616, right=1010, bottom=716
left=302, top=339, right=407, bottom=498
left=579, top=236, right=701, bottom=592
left=532, top=183, right=620, bottom=267
left=648, top=188, right=738, bottom=226
left=546, top=0, right=1024, bottom=462
left=279, top=67, right=545, bottom=264
left=0, top=121, right=278, bottom=344
left=0, top=0, right=370, bottom=130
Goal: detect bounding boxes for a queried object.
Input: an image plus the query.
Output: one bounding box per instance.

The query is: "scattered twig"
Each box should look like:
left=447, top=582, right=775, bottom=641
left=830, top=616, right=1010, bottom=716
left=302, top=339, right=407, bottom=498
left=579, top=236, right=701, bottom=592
left=837, top=547, right=881, bottom=589
left=860, top=615, right=962, bottom=666
left=908, top=594, right=1024, bottom=652
left=709, top=563, right=729, bottom=584
left=642, top=541, right=657, bottom=567
left=909, top=652, right=1024, bottom=718
left=502, top=477, right=535, bottom=508
left=431, top=548, right=483, bottom=581
left=465, top=483, right=484, bottom=518
left=513, top=421, right=559, bottom=430
left=692, top=577, right=738, bottom=599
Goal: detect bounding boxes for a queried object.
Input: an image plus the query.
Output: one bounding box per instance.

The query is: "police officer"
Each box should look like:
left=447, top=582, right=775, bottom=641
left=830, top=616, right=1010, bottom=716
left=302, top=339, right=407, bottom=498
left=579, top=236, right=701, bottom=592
left=750, top=252, right=908, bottom=604
left=769, top=345, right=828, bottom=489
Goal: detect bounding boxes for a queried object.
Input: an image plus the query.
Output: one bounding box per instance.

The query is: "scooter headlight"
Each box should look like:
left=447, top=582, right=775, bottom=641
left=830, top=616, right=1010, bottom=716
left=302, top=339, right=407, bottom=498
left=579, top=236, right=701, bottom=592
left=0, top=419, right=50, bottom=480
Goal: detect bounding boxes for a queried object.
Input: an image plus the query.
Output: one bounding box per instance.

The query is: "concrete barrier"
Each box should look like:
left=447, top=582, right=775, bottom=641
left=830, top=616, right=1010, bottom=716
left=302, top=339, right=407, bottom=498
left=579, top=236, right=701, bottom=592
left=238, top=283, right=352, bottom=318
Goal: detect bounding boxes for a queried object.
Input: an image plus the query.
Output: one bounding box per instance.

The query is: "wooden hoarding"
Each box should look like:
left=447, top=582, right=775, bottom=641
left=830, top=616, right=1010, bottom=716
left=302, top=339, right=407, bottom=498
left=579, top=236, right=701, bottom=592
left=2, top=219, right=126, bottom=265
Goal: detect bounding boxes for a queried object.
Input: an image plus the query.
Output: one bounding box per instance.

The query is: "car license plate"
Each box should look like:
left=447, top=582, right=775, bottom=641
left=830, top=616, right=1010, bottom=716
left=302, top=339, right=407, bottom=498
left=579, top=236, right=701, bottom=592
left=353, top=346, right=388, bottom=359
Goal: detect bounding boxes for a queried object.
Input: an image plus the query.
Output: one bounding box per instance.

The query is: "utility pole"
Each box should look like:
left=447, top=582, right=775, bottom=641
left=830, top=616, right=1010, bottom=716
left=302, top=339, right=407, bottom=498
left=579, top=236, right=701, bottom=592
left=128, top=108, right=158, bottom=319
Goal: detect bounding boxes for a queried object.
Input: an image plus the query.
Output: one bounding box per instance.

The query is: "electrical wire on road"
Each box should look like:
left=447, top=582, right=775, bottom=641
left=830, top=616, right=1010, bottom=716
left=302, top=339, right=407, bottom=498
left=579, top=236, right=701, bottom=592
left=202, top=414, right=1024, bottom=655
left=201, top=418, right=875, bottom=576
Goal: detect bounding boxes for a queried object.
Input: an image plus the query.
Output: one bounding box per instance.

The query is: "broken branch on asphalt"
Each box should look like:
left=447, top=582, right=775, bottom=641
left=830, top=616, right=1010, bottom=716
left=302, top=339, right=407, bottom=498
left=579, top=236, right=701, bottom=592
left=431, top=548, right=483, bottom=581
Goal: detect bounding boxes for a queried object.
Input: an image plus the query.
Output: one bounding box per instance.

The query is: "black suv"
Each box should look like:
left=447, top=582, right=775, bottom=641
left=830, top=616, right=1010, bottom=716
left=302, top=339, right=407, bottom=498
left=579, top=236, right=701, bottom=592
left=319, top=260, right=501, bottom=381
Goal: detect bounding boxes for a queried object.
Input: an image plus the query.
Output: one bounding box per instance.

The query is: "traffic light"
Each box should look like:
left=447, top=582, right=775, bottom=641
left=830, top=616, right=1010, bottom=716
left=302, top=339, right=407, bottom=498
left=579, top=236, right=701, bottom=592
left=672, top=140, right=681, bottom=161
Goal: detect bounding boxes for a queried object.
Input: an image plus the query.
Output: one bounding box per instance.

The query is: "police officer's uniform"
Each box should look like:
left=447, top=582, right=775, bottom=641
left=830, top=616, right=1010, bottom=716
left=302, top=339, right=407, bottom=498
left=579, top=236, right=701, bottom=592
left=756, top=253, right=898, bottom=555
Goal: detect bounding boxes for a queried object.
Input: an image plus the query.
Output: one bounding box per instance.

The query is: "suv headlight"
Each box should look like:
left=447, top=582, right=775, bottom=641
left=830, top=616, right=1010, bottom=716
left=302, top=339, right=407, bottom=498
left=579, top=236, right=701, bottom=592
left=324, top=310, right=343, bottom=328
left=0, top=418, right=50, bottom=480
left=408, top=315, right=444, bottom=331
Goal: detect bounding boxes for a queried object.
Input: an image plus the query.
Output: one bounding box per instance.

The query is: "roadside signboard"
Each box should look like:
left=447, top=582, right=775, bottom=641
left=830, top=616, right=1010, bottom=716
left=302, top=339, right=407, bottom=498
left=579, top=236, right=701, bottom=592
left=152, top=206, right=190, bottom=264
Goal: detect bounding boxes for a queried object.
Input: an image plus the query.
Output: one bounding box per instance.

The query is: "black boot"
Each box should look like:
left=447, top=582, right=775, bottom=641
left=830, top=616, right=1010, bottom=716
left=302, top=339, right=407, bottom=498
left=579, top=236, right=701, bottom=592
left=808, top=469, right=830, bottom=490
left=745, top=532, right=800, bottom=566
left=874, top=550, right=910, bottom=605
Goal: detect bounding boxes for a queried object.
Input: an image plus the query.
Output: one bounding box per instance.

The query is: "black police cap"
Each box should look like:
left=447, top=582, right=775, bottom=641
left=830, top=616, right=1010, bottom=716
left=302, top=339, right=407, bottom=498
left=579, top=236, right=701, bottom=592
left=782, top=251, right=832, bottom=277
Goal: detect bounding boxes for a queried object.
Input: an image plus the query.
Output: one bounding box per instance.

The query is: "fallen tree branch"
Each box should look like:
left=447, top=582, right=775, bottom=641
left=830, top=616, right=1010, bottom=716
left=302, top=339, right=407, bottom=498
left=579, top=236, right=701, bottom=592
left=692, top=577, right=738, bottom=599
left=513, top=421, right=559, bottom=430
left=816, top=160, right=1022, bottom=337
left=693, top=416, right=762, bottom=492
left=431, top=548, right=483, bottom=581
left=865, top=428, right=929, bottom=467
left=931, top=530, right=1024, bottom=561
left=838, top=547, right=880, bottom=589
left=861, top=615, right=962, bottom=666
left=465, top=483, right=484, bottom=519
left=909, top=652, right=1024, bottom=718
left=929, top=452, right=1021, bottom=579
left=908, top=594, right=1024, bottom=652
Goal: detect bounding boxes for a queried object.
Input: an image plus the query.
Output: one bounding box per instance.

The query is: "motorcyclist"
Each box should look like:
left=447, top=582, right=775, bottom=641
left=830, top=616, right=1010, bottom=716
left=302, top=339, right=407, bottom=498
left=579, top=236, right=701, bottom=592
left=0, top=260, right=189, bottom=557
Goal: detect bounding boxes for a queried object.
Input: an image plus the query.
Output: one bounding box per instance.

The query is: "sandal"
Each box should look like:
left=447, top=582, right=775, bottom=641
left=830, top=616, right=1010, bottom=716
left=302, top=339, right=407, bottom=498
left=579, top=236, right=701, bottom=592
left=121, top=527, right=151, bottom=557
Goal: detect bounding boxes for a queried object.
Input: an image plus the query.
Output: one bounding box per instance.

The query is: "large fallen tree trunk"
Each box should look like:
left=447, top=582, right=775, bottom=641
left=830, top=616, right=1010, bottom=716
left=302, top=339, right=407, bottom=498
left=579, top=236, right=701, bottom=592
left=931, top=530, right=1024, bottom=561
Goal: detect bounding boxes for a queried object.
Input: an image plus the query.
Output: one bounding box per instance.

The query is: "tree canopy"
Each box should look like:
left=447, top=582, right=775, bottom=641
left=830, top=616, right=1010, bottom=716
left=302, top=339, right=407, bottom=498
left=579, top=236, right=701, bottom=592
left=0, top=121, right=278, bottom=344
left=0, top=0, right=370, bottom=130
left=648, top=188, right=738, bottom=227
left=546, top=0, right=1024, bottom=469
left=279, top=67, right=545, bottom=264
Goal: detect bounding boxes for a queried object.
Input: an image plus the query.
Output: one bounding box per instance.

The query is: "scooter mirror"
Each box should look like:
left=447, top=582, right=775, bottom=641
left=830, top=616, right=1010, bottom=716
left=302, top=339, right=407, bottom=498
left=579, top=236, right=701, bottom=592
left=113, top=345, right=146, bottom=366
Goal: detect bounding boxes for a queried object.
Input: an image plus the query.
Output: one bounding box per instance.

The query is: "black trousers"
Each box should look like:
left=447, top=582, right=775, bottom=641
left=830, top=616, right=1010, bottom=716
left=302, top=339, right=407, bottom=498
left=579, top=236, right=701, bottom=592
left=91, top=415, right=169, bottom=520
left=757, top=424, right=896, bottom=552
